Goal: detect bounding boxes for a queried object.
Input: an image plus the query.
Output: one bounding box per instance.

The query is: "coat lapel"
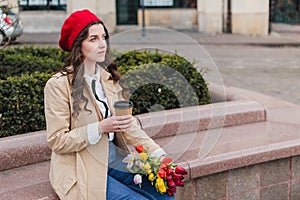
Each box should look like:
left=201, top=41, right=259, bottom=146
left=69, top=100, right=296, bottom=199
left=100, top=68, right=123, bottom=116
left=83, top=79, right=104, bottom=122
left=100, top=68, right=131, bottom=153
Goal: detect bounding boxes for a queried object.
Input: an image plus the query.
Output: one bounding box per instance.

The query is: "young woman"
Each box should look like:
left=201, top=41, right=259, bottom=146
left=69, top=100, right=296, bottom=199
left=44, top=9, right=174, bottom=200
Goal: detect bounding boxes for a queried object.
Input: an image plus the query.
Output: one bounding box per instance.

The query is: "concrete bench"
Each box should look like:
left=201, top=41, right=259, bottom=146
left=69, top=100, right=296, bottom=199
left=1, top=84, right=300, bottom=199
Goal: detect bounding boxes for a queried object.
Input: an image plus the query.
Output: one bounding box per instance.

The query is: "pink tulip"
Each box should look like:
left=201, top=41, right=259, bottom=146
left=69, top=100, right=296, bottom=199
left=175, top=179, right=184, bottom=187
left=166, top=168, right=174, bottom=176
left=175, top=166, right=187, bottom=175
left=134, top=174, right=142, bottom=185
left=170, top=186, right=177, bottom=193
left=167, top=188, right=175, bottom=196
left=166, top=175, right=173, bottom=181
left=172, top=173, right=184, bottom=181
left=167, top=180, right=176, bottom=188
left=167, top=186, right=176, bottom=196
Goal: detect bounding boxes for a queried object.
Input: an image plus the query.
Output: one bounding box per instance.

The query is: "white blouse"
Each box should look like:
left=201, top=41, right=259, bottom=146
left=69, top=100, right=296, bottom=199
left=84, top=66, right=114, bottom=144
left=83, top=66, right=166, bottom=158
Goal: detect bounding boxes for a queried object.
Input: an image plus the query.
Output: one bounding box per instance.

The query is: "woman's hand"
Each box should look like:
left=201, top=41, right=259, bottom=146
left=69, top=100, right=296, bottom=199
left=98, top=115, right=133, bottom=133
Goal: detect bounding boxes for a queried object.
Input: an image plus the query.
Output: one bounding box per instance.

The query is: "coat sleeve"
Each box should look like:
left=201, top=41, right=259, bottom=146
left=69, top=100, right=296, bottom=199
left=44, top=76, right=90, bottom=154
left=122, top=116, right=163, bottom=154
left=111, top=89, right=164, bottom=155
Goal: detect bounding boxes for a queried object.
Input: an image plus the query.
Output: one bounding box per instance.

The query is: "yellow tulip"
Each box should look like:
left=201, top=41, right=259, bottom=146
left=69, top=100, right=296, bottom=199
left=139, top=152, right=148, bottom=161
left=155, top=177, right=167, bottom=193
left=143, top=163, right=151, bottom=171
left=148, top=173, right=155, bottom=181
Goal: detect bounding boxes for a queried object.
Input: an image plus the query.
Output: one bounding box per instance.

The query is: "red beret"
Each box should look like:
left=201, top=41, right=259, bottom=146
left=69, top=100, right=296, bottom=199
left=59, top=9, right=100, bottom=52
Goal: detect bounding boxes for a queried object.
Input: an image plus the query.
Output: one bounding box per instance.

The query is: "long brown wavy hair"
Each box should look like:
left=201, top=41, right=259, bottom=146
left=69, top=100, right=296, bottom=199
left=61, top=21, right=122, bottom=120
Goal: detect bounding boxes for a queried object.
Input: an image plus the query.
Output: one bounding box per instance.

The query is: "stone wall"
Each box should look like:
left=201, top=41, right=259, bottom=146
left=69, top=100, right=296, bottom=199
left=231, top=0, right=269, bottom=36
left=137, top=8, right=198, bottom=30
left=197, top=0, right=223, bottom=34
left=176, top=156, right=300, bottom=200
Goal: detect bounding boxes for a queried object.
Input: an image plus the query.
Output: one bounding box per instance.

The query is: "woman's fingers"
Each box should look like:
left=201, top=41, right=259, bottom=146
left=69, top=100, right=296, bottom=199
left=112, top=115, right=133, bottom=132
left=113, top=117, right=133, bottom=126
left=113, top=115, right=132, bottom=121
left=98, top=115, right=133, bottom=133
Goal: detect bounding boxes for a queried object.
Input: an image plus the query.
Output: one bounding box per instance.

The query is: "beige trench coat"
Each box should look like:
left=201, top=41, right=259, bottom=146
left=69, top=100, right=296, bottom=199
left=44, top=68, right=162, bottom=200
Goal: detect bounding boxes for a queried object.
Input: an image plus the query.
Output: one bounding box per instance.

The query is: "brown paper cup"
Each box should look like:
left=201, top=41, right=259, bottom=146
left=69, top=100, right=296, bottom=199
left=113, top=100, right=133, bottom=116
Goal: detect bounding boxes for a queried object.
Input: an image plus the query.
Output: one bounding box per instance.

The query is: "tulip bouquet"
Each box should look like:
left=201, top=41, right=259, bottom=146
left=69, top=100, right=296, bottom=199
left=122, top=145, right=187, bottom=196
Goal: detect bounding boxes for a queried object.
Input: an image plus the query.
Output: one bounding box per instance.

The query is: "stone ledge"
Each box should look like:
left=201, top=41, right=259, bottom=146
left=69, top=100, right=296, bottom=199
left=137, top=99, right=266, bottom=139
left=0, top=161, right=58, bottom=200
left=189, top=135, right=300, bottom=179
left=0, top=84, right=266, bottom=172
left=0, top=131, right=51, bottom=171
left=154, top=120, right=300, bottom=178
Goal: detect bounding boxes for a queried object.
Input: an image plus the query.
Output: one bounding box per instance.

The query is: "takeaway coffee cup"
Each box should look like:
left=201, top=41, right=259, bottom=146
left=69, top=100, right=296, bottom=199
left=113, top=100, right=133, bottom=116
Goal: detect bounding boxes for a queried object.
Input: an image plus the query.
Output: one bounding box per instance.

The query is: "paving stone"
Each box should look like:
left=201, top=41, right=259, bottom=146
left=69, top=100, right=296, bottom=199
left=260, top=183, right=288, bottom=200
left=228, top=189, right=259, bottom=200
left=290, top=180, right=300, bottom=200
left=260, top=158, right=289, bottom=187
left=195, top=171, right=227, bottom=200
left=175, top=180, right=195, bottom=200
left=228, top=165, right=259, bottom=196
left=291, top=156, right=300, bottom=180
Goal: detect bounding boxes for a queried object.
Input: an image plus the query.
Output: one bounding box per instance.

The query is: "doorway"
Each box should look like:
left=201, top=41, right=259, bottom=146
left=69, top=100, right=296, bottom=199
left=116, top=0, right=139, bottom=25
left=271, top=0, right=300, bottom=24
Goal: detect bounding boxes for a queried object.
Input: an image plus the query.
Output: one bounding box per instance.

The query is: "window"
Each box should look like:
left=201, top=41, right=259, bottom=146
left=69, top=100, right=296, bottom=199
left=19, top=0, right=66, bottom=11
left=139, top=0, right=197, bottom=8
left=175, top=0, right=197, bottom=8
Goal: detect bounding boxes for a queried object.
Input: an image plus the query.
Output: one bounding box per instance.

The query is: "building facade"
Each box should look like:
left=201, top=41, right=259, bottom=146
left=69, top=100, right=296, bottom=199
left=67, top=0, right=270, bottom=35
left=5, top=0, right=276, bottom=35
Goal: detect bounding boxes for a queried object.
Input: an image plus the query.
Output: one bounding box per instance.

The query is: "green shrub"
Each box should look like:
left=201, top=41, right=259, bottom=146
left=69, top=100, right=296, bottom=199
left=0, top=46, right=66, bottom=137
left=114, top=50, right=211, bottom=115
left=0, top=72, right=52, bottom=137
left=0, top=47, right=211, bottom=137
left=0, top=46, right=68, bottom=79
left=0, top=46, right=69, bottom=62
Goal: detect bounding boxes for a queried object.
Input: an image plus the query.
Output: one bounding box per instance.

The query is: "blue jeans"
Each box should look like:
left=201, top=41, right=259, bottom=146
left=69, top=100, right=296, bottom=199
left=106, top=142, right=175, bottom=200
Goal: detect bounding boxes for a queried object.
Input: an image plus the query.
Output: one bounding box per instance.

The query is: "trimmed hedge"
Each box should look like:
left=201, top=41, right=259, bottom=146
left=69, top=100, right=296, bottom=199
left=0, top=72, right=52, bottom=137
left=0, top=46, right=66, bottom=137
left=0, top=46, right=69, bottom=80
left=114, top=50, right=211, bottom=115
left=0, top=46, right=211, bottom=137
